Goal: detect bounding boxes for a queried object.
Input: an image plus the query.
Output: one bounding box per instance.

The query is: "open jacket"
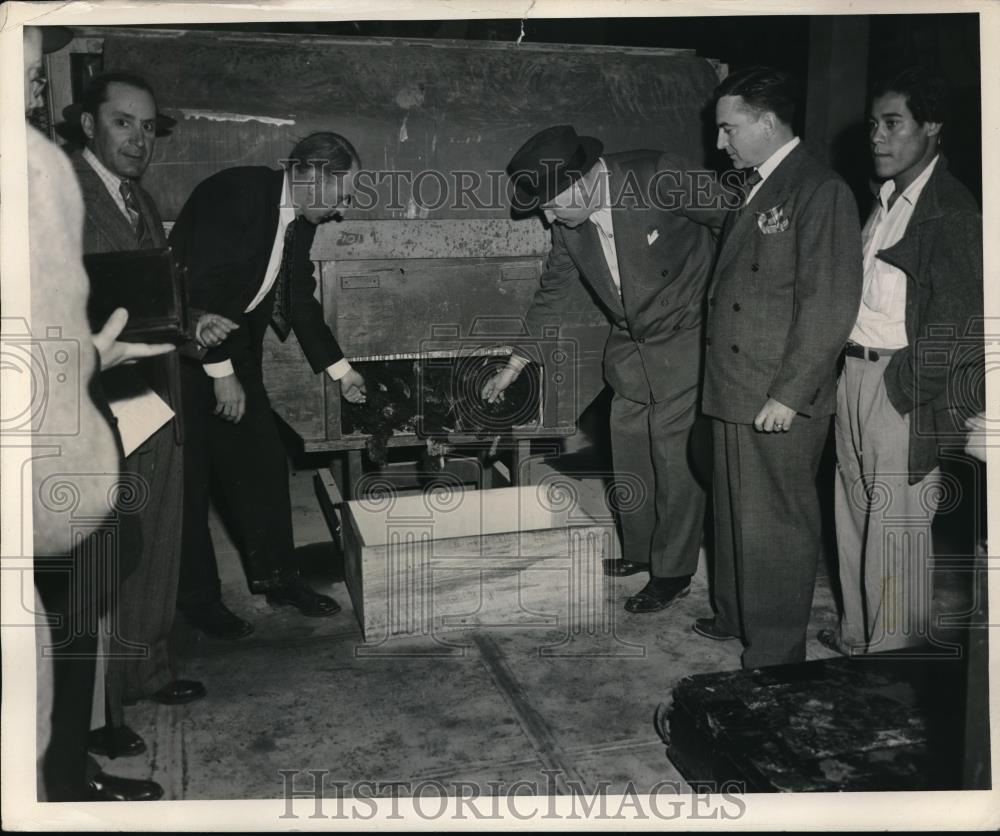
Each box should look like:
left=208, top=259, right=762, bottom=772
left=877, top=157, right=984, bottom=483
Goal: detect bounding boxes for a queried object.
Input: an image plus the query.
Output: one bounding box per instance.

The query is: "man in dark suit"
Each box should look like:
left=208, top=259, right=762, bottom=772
left=693, top=67, right=863, bottom=668
left=484, top=125, right=727, bottom=613
left=169, top=132, right=367, bottom=636
left=68, top=72, right=208, bottom=763
left=819, top=68, right=984, bottom=656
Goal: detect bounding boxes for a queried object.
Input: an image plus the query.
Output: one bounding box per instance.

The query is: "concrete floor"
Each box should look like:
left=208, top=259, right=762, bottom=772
left=99, top=447, right=859, bottom=800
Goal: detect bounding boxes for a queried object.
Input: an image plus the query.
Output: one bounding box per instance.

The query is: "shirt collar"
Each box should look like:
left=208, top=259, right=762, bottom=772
left=82, top=146, right=126, bottom=186
left=588, top=158, right=613, bottom=230
left=280, top=169, right=296, bottom=225
left=755, top=136, right=801, bottom=184
left=877, top=154, right=939, bottom=210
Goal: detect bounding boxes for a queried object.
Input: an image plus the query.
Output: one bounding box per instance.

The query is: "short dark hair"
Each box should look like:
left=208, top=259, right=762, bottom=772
left=287, top=132, right=361, bottom=174
left=713, top=66, right=799, bottom=127
left=80, top=71, right=157, bottom=118
left=870, top=66, right=949, bottom=126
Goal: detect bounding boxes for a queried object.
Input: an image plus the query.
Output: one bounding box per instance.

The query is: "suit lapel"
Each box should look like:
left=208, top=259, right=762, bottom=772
left=72, top=154, right=142, bottom=252
left=607, top=158, right=643, bottom=312
left=715, top=145, right=803, bottom=273
left=564, top=220, right=626, bottom=319
left=132, top=186, right=166, bottom=247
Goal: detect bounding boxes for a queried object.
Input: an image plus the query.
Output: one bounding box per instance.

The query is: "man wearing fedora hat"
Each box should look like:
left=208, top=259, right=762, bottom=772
left=484, top=125, right=729, bottom=614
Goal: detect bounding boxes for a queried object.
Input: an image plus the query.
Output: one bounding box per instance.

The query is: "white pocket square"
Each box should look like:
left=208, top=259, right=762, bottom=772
left=647, top=230, right=660, bottom=246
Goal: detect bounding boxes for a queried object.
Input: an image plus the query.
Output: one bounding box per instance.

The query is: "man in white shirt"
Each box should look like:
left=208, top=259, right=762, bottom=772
left=820, top=67, right=984, bottom=656
left=169, top=133, right=366, bottom=637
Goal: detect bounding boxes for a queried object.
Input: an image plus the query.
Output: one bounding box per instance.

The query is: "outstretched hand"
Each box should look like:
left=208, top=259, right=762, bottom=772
left=92, top=308, right=175, bottom=370
left=340, top=369, right=367, bottom=404
left=482, top=367, right=519, bottom=404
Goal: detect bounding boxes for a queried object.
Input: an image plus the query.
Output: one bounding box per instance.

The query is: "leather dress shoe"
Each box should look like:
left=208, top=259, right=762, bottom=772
left=266, top=574, right=341, bottom=617
left=86, top=771, right=163, bottom=802
left=124, top=679, right=206, bottom=707
left=181, top=600, right=254, bottom=639
left=603, top=558, right=646, bottom=577
left=817, top=628, right=850, bottom=657
left=88, top=725, right=146, bottom=759
left=624, top=576, right=691, bottom=614
left=692, top=617, right=738, bottom=641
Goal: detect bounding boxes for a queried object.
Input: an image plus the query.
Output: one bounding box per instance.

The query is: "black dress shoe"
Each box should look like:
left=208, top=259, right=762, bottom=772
left=124, top=679, right=207, bottom=707
left=693, top=617, right=739, bottom=641
left=88, top=725, right=146, bottom=759
left=180, top=600, right=254, bottom=639
left=624, top=576, right=691, bottom=614
left=266, top=574, right=341, bottom=617
left=603, top=558, right=646, bottom=577
left=86, top=771, right=163, bottom=802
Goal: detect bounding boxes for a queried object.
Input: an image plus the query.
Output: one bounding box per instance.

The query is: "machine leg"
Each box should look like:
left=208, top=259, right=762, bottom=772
left=511, top=439, right=532, bottom=486
left=345, top=449, right=364, bottom=501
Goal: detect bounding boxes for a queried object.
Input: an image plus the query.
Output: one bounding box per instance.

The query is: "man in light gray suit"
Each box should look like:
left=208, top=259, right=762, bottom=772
left=66, top=71, right=229, bottom=761
left=694, top=67, right=863, bottom=668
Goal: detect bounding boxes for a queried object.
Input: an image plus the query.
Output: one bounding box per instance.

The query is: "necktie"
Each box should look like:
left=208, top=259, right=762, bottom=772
left=271, top=222, right=296, bottom=340
left=118, top=180, right=147, bottom=244
left=741, top=168, right=762, bottom=209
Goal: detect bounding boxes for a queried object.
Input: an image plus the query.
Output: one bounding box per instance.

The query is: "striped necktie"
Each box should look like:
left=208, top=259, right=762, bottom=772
left=271, top=222, right=296, bottom=340
left=118, top=179, right=148, bottom=244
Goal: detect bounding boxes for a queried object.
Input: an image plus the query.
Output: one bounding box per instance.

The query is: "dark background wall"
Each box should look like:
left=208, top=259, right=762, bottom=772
left=167, top=13, right=982, bottom=207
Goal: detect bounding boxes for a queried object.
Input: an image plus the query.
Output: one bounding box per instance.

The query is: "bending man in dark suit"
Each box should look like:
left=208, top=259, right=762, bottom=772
left=68, top=71, right=209, bottom=763
left=169, top=133, right=367, bottom=637
left=694, top=67, right=863, bottom=668
left=484, top=125, right=727, bottom=614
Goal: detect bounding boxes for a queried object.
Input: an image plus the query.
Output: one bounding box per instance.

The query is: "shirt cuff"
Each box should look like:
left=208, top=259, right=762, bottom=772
left=507, top=353, right=529, bottom=373
left=325, top=358, right=353, bottom=381
left=203, top=360, right=234, bottom=378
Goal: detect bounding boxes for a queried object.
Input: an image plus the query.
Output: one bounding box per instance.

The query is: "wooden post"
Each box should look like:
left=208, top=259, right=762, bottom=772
left=804, top=16, right=871, bottom=205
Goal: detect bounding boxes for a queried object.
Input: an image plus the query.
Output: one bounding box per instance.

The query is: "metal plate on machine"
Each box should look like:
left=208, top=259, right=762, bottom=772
left=341, top=274, right=381, bottom=290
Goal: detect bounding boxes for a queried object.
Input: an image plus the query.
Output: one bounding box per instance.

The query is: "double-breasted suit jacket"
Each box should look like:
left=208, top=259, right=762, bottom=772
left=702, top=141, right=863, bottom=669
left=703, top=143, right=863, bottom=423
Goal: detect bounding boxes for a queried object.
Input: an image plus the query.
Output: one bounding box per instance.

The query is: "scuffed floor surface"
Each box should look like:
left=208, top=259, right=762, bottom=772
left=100, top=452, right=889, bottom=802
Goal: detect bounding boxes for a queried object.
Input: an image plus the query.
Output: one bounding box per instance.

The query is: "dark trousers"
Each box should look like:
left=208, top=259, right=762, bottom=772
left=609, top=381, right=705, bottom=579
left=177, top=360, right=296, bottom=607
left=34, top=540, right=108, bottom=801
left=105, top=420, right=183, bottom=721
left=711, top=416, right=830, bottom=668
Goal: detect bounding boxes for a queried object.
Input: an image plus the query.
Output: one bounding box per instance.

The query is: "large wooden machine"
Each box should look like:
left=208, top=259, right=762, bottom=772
left=43, top=26, right=724, bottom=494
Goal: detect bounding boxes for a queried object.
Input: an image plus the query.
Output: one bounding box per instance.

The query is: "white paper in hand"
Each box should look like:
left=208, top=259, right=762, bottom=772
left=108, top=388, right=175, bottom=456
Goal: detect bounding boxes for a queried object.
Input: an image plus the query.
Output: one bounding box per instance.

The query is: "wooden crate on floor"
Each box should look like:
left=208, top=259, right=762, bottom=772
left=319, top=475, right=617, bottom=645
